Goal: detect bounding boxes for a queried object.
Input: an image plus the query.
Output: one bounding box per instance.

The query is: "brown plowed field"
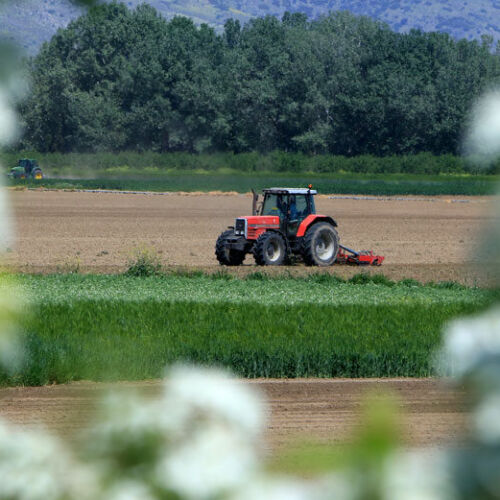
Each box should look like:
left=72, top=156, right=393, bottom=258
left=0, top=379, right=466, bottom=451
left=5, top=189, right=497, bottom=284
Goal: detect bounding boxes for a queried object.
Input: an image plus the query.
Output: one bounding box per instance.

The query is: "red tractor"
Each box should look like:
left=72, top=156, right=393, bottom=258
left=215, top=187, right=384, bottom=267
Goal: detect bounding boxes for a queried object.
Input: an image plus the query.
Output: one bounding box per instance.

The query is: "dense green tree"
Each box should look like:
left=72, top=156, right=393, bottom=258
left=20, top=2, right=500, bottom=156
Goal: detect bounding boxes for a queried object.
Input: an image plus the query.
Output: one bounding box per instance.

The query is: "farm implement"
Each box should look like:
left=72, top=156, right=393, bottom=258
left=215, top=186, right=384, bottom=267
left=336, top=246, right=384, bottom=266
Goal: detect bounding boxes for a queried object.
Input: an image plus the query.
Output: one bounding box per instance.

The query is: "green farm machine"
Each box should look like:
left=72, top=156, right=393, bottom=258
left=9, top=159, right=44, bottom=180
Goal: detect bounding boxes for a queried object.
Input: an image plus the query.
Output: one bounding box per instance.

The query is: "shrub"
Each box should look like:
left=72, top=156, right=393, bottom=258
left=125, top=247, right=163, bottom=277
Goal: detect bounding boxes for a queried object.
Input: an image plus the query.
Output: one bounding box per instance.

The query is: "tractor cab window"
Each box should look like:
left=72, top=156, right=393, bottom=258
left=289, top=195, right=309, bottom=220
left=289, top=194, right=315, bottom=219
left=261, top=194, right=287, bottom=217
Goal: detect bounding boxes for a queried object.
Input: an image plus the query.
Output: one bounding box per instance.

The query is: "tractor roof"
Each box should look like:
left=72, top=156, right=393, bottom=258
left=263, top=187, right=317, bottom=195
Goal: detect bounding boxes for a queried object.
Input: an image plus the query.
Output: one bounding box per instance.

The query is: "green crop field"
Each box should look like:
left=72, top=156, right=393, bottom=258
left=8, top=172, right=497, bottom=196
left=6, top=151, right=498, bottom=195
left=2, top=273, right=494, bottom=386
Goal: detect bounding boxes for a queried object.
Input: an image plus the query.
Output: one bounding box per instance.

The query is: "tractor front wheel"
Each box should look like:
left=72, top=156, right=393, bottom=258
left=253, top=231, right=287, bottom=266
left=302, top=223, right=339, bottom=266
left=215, top=229, right=246, bottom=266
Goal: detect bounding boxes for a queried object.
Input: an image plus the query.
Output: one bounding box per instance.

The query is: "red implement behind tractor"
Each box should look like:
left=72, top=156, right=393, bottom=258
left=215, top=186, right=384, bottom=267
left=336, top=246, right=384, bottom=266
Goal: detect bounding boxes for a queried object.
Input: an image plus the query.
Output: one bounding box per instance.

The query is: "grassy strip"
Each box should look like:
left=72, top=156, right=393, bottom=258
left=3, top=151, right=500, bottom=175
left=0, top=274, right=493, bottom=386
left=9, top=172, right=497, bottom=196
left=18, top=273, right=488, bottom=305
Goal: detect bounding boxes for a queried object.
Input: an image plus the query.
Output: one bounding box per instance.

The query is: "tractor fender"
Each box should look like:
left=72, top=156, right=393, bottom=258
left=260, top=228, right=289, bottom=244
left=296, top=215, right=337, bottom=237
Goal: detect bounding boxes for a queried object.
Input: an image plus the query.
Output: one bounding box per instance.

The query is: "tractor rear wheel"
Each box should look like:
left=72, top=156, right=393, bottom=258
left=253, top=231, right=286, bottom=266
left=215, top=229, right=246, bottom=266
left=32, top=169, right=43, bottom=180
left=302, top=222, right=339, bottom=266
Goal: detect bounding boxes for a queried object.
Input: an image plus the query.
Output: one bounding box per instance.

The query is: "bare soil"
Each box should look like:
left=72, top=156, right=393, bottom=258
left=0, top=379, right=466, bottom=451
left=5, top=190, right=497, bottom=285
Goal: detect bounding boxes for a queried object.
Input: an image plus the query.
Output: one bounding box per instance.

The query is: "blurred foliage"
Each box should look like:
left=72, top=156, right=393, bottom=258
left=271, top=394, right=401, bottom=478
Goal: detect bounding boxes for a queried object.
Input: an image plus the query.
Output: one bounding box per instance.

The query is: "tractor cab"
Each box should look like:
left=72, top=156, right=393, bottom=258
left=259, top=187, right=316, bottom=238
left=20, top=159, right=35, bottom=175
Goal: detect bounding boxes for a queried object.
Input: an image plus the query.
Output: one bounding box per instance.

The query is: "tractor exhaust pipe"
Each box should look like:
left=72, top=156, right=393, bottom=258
left=252, top=189, right=259, bottom=215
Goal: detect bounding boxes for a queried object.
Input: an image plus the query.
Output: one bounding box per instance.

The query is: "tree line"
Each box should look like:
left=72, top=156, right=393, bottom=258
left=20, top=2, right=500, bottom=156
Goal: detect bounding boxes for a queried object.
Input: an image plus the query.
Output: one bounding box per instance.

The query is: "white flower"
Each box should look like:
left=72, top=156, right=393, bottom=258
left=0, top=185, right=13, bottom=252
left=441, top=308, right=500, bottom=377
left=161, top=365, right=265, bottom=439
left=87, top=367, right=265, bottom=498
left=156, top=423, right=257, bottom=499
left=0, top=86, right=18, bottom=146
left=85, top=392, right=167, bottom=471
left=472, top=393, right=500, bottom=444
left=0, top=326, right=23, bottom=371
left=0, top=275, right=22, bottom=370
left=316, top=473, right=358, bottom=500
left=229, top=476, right=318, bottom=500
left=465, top=89, right=500, bottom=159
left=0, top=418, right=93, bottom=500
left=103, top=480, right=156, bottom=500
left=93, top=393, right=163, bottom=439
left=151, top=366, right=266, bottom=499
left=0, top=81, right=19, bottom=253
left=381, top=450, right=455, bottom=500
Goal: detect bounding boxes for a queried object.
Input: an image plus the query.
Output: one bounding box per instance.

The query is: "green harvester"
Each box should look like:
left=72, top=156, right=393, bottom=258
left=9, top=159, right=44, bottom=180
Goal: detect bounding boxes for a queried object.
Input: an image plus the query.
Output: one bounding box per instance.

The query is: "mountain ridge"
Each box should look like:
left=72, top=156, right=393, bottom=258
left=2, top=0, right=500, bottom=54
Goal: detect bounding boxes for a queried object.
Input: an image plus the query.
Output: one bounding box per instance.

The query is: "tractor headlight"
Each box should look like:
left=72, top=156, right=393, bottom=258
left=235, top=218, right=247, bottom=237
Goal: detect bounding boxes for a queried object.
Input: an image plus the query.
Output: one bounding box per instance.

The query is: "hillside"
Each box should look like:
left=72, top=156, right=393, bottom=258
left=1, top=0, right=500, bottom=54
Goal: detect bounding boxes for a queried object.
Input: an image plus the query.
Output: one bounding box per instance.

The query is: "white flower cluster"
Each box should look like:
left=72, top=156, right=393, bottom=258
left=0, top=85, right=19, bottom=147
left=441, top=307, right=500, bottom=378
left=465, top=89, right=500, bottom=160
left=0, top=61, right=19, bottom=362
left=85, top=365, right=269, bottom=500
left=0, top=366, right=270, bottom=500
left=0, top=275, right=23, bottom=371
left=440, top=306, right=500, bottom=497
left=0, top=418, right=98, bottom=500
left=157, top=366, right=264, bottom=499
left=0, top=73, right=21, bottom=250
left=382, top=450, right=455, bottom=500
